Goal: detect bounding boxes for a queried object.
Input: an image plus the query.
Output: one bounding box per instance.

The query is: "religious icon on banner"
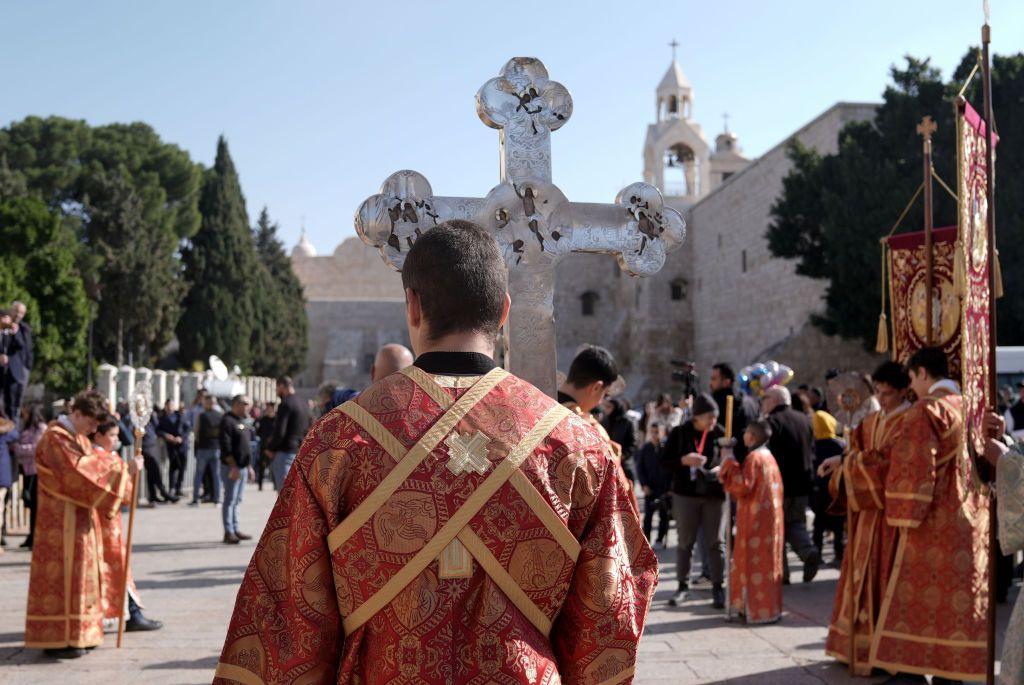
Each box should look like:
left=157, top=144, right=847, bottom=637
left=958, top=100, right=998, bottom=457
left=885, top=226, right=961, bottom=375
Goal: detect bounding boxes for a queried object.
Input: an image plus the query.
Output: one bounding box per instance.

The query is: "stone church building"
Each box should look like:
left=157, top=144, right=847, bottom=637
left=291, top=58, right=883, bottom=399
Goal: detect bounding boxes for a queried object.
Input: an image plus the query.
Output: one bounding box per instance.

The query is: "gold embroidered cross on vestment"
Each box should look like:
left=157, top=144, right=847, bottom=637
left=444, top=431, right=491, bottom=476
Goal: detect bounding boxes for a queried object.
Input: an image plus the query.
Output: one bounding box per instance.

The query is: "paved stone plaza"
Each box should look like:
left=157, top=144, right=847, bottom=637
left=0, top=485, right=1013, bottom=684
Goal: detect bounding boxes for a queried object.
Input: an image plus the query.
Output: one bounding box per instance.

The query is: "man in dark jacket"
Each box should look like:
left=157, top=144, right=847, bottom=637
left=709, top=362, right=759, bottom=459
left=190, top=394, right=223, bottom=505
left=662, top=392, right=727, bottom=609
left=219, top=395, right=253, bottom=544
left=636, top=422, right=669, bottom=548
left=266, top=376, right=310, bottom=491
left=157, top=400, right=191, bottom=498
left=763, top=386, right=821, bottom=582
left=140, top=411, right=177, bottom=505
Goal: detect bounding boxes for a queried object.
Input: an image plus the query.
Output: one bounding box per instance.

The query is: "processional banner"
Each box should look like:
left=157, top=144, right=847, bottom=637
left=885, top=225, right=961, bottom=376
left=958, top=101, right=997, bottom=456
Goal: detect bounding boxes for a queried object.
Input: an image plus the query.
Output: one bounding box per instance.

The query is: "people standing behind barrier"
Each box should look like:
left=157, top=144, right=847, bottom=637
left=189, top=394, right=222, bottom=506
left=140, top=411, right=177, bottom=506
left=158, top=400, right=191, bottom=500
left=255, top=402, right=276, bottom=491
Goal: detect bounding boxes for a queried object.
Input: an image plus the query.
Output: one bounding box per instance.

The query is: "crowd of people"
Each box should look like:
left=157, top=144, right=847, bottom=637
left=5, top=221, right=1023, bottom=684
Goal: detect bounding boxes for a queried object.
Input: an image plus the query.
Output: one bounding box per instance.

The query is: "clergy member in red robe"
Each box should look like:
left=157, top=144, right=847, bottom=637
left=870, top=347, right=990, bottom=682
left=215, top=220, right=658, bottom=685
left=823, top=361, right=911, bottom=675
left=24, top=390, right=143, bottom=659
left=718, top=419, right=784, bottom=624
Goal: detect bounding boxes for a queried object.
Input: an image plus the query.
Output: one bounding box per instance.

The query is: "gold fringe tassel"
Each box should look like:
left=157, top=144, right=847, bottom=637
left=994, top=249, right=1004, bottom=299
left=876, top=313, right=890, bottom=354
left=953, top=240, right=967, bottom=298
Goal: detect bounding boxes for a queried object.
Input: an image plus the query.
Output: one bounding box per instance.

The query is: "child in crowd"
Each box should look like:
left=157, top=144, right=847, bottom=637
left=636, top=422, right=670, bottom=549
left=717, top=419, right=784, bottom=623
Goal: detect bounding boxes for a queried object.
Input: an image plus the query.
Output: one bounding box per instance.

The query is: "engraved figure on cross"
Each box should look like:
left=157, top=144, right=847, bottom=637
left=355, top=57, right=686, bottom=395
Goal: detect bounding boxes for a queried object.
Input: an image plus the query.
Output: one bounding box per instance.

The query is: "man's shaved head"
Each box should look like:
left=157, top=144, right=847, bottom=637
left=371, top=343, right=414, bottom=382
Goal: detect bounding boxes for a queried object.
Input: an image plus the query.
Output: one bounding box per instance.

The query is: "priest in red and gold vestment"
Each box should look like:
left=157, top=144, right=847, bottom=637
left=215, top=220, right=658, bottom=685
left=823, top=361, right=912, bottom=675
left=718, top=419, right=784, bottom=624
left=24, top=390, right=143, bottom=658
left=870, top=347, right=990, bottom=682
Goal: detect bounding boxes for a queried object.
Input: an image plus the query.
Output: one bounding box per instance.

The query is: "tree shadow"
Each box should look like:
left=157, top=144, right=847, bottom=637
left=701, top=661, right=888, bottom=684
left=133, top=541, right=238, bottom=553
left=134, top=564, right=247, bottom=590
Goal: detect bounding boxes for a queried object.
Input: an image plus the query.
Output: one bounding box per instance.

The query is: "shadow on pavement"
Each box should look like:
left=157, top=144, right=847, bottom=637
left=143, top=654, right=219, bottom=670
left=134, top=541, right=243, bottom=553
left=135, top=564, right=247, bottom=590
left=701, top=661, right=888, bottom=684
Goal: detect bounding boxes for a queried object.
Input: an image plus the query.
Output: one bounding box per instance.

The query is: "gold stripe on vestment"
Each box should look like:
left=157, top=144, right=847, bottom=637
left=886, top=491, right=932, bottom=502
left=509, top=470, right=581, bottom=561
left=457, top=527, right=552, bottom=636
left=214, top=662, right=266, bottom=685
left=401, top=365, right=456, bottom=409
left=341, top=402, right=571, bottom=635
left=340, top=401, right=407, bottom=464
left=327, top=368, right=508, bottom=553
left=63, top=501, right=74, bottom=644
left=592, top=663, right=636, bottom=685
left=877, top=630, right=985, bottom=648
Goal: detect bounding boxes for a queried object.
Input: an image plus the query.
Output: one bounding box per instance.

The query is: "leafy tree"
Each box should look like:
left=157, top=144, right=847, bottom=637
left=84, top=171, right=186, bottom=364
left=0, top=198, right=89, bottom=394
left=177, top=137, right=257, bottom=370
left=0, top=116, right=201, bottom=365
left=767, top=51, right=1023, bottom=345
left=249, top=207, right=309, bottom=377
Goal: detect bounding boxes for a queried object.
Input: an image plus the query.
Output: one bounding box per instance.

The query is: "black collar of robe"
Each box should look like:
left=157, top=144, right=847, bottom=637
left=413, top=351, right=497, bottom=376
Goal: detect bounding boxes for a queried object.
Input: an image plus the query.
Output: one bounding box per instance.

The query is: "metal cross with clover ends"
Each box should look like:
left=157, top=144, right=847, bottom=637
left=355, top=57, right=686, bottom=396
left=444, top=431, right=492, bottom=476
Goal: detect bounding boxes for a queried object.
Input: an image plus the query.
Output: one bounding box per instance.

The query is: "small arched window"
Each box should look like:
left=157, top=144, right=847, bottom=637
left=668, top=96, right=678, bottom=115
left=581, top=291, right=599, bottom=316
left=670, top=278, right=687, bottom=301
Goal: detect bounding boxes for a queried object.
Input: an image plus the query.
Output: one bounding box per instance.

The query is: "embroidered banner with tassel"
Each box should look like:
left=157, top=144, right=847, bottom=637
left=958, top=100, right=998, bottom=456
left=884, top=226, right=961, bottom=376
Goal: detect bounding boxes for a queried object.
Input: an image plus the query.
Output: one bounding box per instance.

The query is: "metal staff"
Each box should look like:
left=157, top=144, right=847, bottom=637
left=118, top=380, right=152, bottom=648
left=723, top=394, right=734, bottom=621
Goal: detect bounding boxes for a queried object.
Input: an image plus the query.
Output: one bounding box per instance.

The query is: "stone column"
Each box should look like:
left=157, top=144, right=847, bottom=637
left=117, top=366, right=136, bottom=405
left=181, top=373, right=200, bottom=407
left=97, top=364, right=118, bottom=411
left=136, top=368, right=153, bottom=409
left=152, top=370, right=168, bottom=407
left=168, top=371, right=182, bottom=407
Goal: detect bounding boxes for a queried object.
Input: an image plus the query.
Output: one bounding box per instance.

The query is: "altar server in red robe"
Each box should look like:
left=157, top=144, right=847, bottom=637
left=24, top=390, right=143, bottom=658
left=823, top=361, right=912, bottom=675
left=215, top=220, right=658, bottom=685
left=870, top=347, right=989, bottom=683
left=718, top=419, right=784, bottom=623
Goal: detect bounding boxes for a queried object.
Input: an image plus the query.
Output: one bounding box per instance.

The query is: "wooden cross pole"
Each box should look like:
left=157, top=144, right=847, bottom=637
left=916, top=115, right=938, bottom=345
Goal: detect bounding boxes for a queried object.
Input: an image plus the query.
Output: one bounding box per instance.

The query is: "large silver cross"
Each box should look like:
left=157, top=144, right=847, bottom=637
left=356, top=57, right=686, bottom=396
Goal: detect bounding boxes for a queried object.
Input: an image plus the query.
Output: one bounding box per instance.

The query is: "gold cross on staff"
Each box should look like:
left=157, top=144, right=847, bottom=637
left=444, top=431, right=492, bottom=476
left=916, top=115, right=937, bottom=142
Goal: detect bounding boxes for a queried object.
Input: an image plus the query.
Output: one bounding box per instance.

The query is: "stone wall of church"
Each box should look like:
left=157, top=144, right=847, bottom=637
left=299, top=300, right=409, bottom=392
left=684, top=102, right=878, bottom=383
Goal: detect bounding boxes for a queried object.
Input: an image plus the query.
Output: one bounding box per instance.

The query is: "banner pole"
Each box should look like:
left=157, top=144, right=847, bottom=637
left=981, top=18, right=997, bottom=685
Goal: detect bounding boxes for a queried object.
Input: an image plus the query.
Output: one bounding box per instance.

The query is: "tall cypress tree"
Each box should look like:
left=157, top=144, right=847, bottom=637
left=177, top=137, right=256, bottom=370
left=250, top=207, right=308, bottom=377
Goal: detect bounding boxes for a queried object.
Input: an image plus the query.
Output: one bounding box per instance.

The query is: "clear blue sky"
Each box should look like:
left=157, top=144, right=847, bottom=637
left=2, top=1, right=1021, bottom=254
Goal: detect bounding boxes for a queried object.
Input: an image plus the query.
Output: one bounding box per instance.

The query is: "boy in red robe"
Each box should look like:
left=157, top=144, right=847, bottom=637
left=215, top=220, right=658, bottom=685
left=718, top=419, right=784, bottom=623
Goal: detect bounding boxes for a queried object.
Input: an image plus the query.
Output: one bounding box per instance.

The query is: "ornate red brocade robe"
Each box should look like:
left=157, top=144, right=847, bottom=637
left=94, top=444, right=138, bottom=620
left=719, top=447, right=784, bottom=624
left=870, top=386, right=990, bottom=681
left=215, top=360, right=658, bottom=685
left=25, top=420, right=133, bottom=649
left=824, top=405, right=909, bottom=675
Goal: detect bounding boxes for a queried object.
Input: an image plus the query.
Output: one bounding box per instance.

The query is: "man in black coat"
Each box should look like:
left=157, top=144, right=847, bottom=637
left=662, top=392, right=727, bottom=609
left=709, top=363, right=759, bottom=458
left=140, top=412, right=177, bottom=505
left=763, top=386, right=821, bottom=582
left=266, top=377, right=310, bottom=491
left=157, top=400, right=191, bottom=498
left=219, top=395, right=254, bottom=544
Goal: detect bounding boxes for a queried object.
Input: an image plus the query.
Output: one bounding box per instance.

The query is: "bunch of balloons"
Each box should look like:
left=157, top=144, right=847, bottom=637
left=737, top=360, right=795, bottom=397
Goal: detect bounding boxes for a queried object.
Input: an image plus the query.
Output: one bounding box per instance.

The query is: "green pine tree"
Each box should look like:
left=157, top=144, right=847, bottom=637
left=0, top=197, right=90, bottom=394
left=250, top=207, right=309, bottom=377
left=177, top=137, right=257, bottom=371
